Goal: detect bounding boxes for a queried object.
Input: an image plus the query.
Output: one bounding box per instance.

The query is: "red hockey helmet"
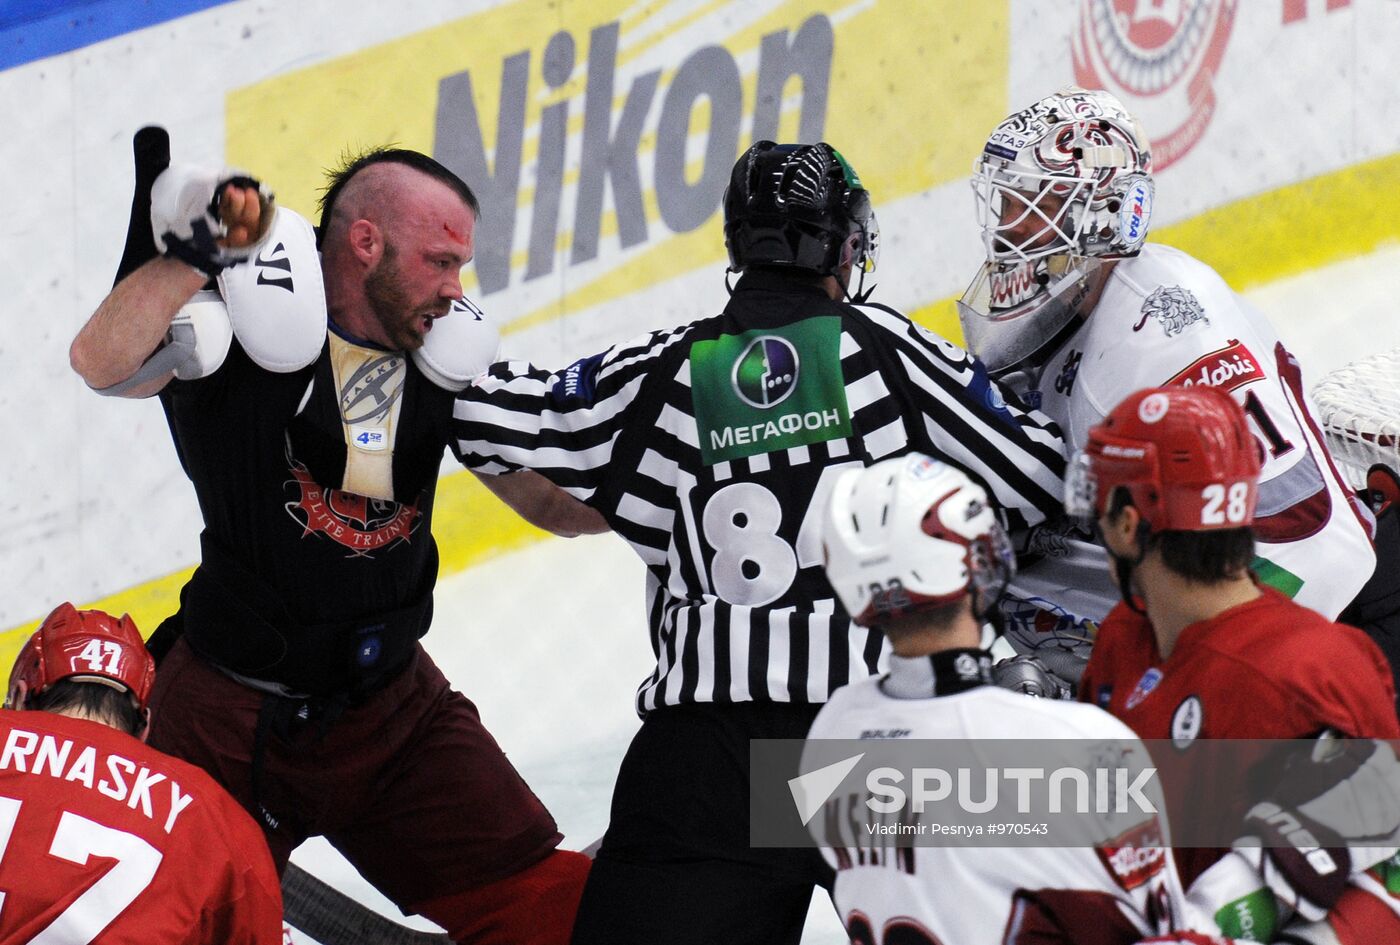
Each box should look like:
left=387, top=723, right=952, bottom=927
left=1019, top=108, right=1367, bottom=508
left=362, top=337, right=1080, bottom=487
left=1066, top=386, right=1261, bottom=533
left=6, top=603, right=155, bottom=712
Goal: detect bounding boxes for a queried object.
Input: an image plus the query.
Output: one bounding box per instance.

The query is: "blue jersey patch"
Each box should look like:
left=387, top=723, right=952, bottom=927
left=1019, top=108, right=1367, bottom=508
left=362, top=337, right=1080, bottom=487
left=966, top=361, right=1018, bottom=428
left=1125, top=667, right=1163, bottom=710
left=551, top=352, right=606, bottom=407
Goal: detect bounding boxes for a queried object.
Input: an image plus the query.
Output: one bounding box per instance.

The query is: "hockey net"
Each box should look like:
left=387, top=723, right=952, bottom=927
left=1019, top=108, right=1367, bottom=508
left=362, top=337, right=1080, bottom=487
left=1313, top=346, right=1400, bottom=490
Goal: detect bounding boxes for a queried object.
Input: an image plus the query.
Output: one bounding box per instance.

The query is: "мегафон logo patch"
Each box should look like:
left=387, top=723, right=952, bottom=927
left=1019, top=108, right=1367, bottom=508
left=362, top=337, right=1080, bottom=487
left=691, top=317, right=852, bottom=465
left=732, top=335, right=799, bottom=408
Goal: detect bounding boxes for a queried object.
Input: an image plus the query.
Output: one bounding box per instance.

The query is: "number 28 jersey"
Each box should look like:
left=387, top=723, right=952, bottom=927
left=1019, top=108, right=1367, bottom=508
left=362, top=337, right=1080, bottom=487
left=1007, top=245, right=1375, bottom=664
left=0, top=710, right=283, bottom=944
left=453, top=269, right=1066, bottom=713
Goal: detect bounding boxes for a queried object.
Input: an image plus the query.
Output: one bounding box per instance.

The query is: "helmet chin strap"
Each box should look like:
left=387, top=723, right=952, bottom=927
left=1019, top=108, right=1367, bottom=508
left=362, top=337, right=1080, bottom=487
left=837, top=226, right=876, bottom=303
left=846, top=265, right=876, bottom=304
left=1108, top=519, right=1153, bottom=615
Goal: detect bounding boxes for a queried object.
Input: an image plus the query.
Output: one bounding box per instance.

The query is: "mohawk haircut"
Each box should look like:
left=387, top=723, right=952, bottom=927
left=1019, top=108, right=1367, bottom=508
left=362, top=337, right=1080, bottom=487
left=316, top=147, right=481, bottom=242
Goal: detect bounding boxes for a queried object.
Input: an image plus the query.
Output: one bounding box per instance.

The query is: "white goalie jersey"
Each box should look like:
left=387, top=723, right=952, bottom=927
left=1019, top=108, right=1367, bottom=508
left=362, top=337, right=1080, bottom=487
left=803, top=666, right=1181, bottom=945
left=1004, top=244, right=1376, bottom=666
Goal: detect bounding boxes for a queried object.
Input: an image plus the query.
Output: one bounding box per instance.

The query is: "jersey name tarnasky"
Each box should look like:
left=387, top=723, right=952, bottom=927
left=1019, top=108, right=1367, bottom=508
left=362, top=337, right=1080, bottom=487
left=0, top=728, right=195, bottom=833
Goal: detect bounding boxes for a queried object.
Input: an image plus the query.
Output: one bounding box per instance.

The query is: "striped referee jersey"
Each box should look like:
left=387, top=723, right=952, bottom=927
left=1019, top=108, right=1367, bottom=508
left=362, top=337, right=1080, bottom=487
left=453, top=269, right=1066, bottom=713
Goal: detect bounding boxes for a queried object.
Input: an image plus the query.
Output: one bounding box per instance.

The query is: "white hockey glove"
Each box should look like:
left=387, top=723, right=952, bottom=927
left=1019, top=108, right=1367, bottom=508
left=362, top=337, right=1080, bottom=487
left=150, top=164, right=276, bottom=276
left=1233, top=738, right=1400, bottom=922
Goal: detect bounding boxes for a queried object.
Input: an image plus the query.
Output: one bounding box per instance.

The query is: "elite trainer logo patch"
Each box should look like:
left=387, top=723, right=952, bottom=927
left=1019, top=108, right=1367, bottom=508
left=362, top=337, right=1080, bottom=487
left=284, top=460, right=421, bottom=557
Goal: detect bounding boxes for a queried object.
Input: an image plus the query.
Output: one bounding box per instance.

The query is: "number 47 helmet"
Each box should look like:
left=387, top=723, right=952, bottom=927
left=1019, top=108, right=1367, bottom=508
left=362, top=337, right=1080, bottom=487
left=1065, top=386, right=1262, bottom=534
left=5, top=603, right=155, bottom=712
left=823, top=454, right=1014, bottom=626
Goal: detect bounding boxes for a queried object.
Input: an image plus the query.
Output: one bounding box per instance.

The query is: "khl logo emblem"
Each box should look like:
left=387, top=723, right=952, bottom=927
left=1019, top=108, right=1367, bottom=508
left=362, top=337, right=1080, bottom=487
left=732, top=336, right=799, bottom=409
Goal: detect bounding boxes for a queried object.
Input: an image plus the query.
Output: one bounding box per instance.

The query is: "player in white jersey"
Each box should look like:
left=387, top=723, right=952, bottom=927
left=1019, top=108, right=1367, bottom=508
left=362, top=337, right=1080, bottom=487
left=805, top=453, right=1181, bottom=945
left=956, top=87, right=1377, bottom=681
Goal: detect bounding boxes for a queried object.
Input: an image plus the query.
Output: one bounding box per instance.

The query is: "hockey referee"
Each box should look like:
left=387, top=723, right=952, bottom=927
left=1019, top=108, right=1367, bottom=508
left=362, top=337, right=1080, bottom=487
left=452, top=141, right=1068, bottom=944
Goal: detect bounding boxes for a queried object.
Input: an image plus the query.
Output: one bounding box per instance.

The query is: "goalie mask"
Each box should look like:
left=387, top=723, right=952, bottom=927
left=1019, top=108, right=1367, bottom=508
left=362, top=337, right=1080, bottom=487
left=723, top=141, right=879, bottom=297
left=958, top=88, right=1154, bottom=376
left=1065, top=386, right=1261, bottom=534
left=823, top=454, right=1013, bottom=626
left=6, top=603, right=155, bottom=712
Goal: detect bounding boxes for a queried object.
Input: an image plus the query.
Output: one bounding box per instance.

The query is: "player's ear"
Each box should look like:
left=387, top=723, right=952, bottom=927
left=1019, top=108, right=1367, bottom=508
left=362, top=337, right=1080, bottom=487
left=1121, top=504, right=1155, bottom=561
left=1099, top=497, right=1141, bottom=552
left=137, top=707, right=152, bottom=743
left=347, top=218, right=382, bottom=266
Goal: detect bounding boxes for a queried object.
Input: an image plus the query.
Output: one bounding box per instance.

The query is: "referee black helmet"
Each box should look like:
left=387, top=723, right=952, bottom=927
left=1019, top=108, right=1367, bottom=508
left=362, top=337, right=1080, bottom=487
left=723, top=141, right=879, bottom=278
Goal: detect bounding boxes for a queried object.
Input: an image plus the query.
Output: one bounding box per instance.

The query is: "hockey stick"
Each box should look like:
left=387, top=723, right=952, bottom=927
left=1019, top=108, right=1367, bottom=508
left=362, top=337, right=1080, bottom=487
left=282, top=863, right=449, bottom=945
left=113, top=125, right=171, bottom=287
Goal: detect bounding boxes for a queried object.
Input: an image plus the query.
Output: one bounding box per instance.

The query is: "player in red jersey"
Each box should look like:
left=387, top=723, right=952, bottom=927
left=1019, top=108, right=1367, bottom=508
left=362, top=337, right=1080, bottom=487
left=1069, top=386, right=1400, bottom=945
left=0, top=603, right=282, bottom=943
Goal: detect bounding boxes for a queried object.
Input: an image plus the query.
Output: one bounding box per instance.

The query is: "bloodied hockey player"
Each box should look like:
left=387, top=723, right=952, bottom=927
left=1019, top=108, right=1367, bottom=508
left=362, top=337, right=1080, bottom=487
left=70, top=129, right=603, bottom=944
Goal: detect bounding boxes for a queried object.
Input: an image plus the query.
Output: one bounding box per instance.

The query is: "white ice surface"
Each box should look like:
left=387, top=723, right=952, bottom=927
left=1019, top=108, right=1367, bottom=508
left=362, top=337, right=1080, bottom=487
left=290, top=245, right=1400, bottom=943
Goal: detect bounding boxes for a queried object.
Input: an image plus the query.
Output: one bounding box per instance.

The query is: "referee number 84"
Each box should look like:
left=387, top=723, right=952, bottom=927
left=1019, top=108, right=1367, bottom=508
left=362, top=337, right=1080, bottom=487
left=691, top=463, right=860, bottom=607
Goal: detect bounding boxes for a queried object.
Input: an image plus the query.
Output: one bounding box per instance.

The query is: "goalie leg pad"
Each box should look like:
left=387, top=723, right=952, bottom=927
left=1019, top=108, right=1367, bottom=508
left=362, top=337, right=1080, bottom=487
left=410, top=849, right=590, bottom=945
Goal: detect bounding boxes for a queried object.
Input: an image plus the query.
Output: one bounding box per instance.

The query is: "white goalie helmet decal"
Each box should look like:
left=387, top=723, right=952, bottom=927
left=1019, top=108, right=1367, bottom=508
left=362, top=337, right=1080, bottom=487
left=822, top=454, right=1014, bottom=626
left=959, top=87, right=1154, bottom=376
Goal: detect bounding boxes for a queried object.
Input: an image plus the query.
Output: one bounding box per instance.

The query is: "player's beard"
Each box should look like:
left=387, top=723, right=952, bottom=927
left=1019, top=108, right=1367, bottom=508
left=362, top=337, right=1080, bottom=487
left=365, top=241, right=437, bottom=351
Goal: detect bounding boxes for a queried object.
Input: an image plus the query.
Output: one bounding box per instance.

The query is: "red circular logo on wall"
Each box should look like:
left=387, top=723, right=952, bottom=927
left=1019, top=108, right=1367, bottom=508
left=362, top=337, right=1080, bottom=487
left=1072, top=0, right=1238, bottom=171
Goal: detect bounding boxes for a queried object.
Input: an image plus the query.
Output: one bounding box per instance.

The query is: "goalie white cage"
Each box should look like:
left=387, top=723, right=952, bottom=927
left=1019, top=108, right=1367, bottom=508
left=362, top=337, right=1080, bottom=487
left=1313, top=347, right=1400, bottom=490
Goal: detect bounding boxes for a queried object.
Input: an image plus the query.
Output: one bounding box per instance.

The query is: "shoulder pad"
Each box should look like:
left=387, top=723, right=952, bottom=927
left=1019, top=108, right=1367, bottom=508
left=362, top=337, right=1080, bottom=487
left=411, top=297, right=501, bottom=391
left=217, top=208, right=327, bottom=372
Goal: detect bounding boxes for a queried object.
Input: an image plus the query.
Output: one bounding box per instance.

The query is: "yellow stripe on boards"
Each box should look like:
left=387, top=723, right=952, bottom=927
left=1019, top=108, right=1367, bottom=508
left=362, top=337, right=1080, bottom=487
left=1153, top=150, right=1400, bottom=292
left=8, top=153, right=1399, bottom=670
left=0, top=566, right=195, bottom=674
left=0, top=473, right=551, bottom=673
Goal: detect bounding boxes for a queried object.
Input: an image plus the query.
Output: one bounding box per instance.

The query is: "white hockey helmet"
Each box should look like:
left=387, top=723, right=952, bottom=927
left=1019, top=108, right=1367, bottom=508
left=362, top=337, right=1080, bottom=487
left=822, top=454, right=1014, bottom=626
left=958, top=88, right=1154, bottom=375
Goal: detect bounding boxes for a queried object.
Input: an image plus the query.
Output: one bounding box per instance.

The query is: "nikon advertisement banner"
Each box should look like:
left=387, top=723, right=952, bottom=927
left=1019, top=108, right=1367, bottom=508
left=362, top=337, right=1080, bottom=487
left=3, top=0, right=1399, bottom=640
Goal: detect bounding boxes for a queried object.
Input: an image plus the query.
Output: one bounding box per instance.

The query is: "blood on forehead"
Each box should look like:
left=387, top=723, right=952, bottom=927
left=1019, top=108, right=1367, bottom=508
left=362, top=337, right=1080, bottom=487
left=443, top=222, right=467, bottom=244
